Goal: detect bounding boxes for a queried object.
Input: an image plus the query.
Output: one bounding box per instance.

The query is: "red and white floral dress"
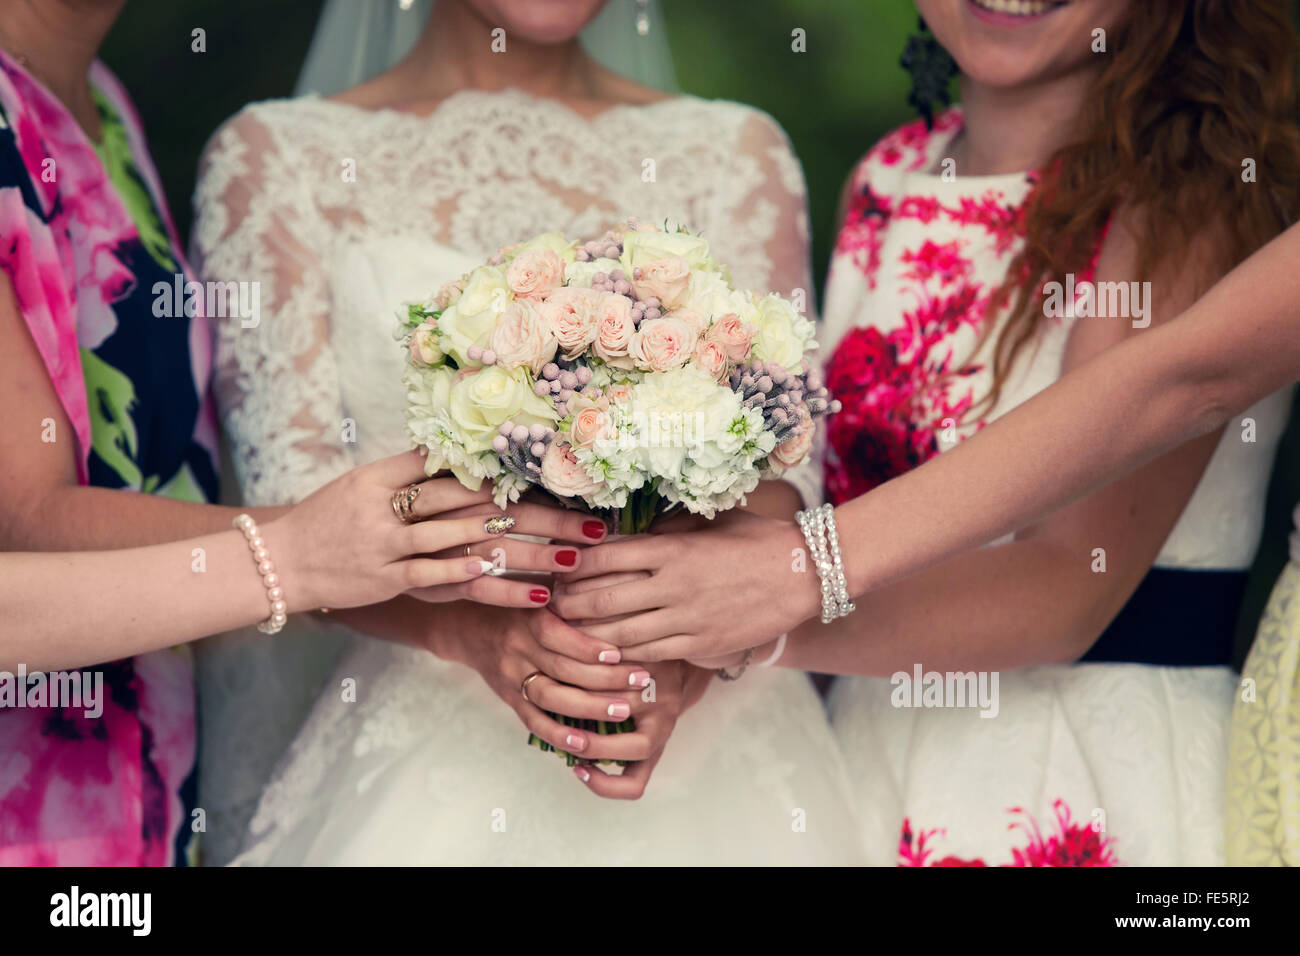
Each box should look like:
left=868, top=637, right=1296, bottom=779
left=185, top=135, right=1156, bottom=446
left=820, top=108, right=1294, bottom=866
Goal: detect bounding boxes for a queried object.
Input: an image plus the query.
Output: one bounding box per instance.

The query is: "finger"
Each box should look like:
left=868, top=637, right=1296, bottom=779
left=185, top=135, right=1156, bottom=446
left=440, top=538, right=581, bottom=574
left=534, top=649, right=654, bottom=693
left=408, top=477, right=494, bottom=519
left=574, top=749, right=664, bottom=800
left=555, top=570, right=651, bottom=596
left=370, top=448, right=436, bottom=487
left=393, top=555, right=494, bottom=591
left=557, top=537, right=666, bottom=582
left=575, top=609, right=683, bottom=648
left=549, top=577, right=662, bottom=622
left=407, top=575, right=553, bottom=608
left=571, top=728, right=657, bottom=763
left=519, top=704, right=600, bottom=758
left=436, top=501, right=609, bottom=545
left=532, top=612, right=624, bottom=665
left=521, top=674, right=641, bottom=722
left=610, top=635, right=700, bottom=663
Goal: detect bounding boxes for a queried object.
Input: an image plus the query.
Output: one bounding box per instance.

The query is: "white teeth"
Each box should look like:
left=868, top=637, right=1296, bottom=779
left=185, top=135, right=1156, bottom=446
left=973, top=0, right=1059, bottom=15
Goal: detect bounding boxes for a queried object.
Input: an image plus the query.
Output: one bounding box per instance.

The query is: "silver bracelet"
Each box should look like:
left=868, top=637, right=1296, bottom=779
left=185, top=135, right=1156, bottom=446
left=796, top=504, right=855, bottom=623
left=234, top=514, right=288, bottom=635
left=715, top=646, right=755, bottom=681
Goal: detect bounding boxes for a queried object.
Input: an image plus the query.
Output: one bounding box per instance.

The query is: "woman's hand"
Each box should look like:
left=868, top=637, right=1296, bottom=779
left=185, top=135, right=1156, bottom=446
left=572, top=660, right=714, bottom=800
left=265, top=450, right=607, bottom=613
left=431, top=602, right=694, bottom=774
left=552, top=509, right=822, bottom=663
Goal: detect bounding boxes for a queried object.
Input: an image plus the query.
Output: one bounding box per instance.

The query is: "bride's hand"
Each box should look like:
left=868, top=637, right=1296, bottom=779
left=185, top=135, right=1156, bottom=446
left=433, top=604, right=681, bottom=772
left=551, top=509, right=822, bottom=663
left=572, top=660, right=714, bottom=800
left=268, top=450, right=608, bottom=613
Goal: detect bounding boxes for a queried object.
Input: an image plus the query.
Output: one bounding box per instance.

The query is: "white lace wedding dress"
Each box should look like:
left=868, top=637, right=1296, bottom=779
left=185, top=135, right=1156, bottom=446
left=190, top=88, right=862, bottom=865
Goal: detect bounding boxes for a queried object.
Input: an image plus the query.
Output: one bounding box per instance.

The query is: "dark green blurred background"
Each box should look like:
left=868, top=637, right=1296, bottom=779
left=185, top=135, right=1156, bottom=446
left=100, top=0, right=1299, bottom=664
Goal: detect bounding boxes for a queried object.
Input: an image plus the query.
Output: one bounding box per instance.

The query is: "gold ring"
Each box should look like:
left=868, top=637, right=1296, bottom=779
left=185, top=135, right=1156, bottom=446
left=464, top=544, right=473, bottom=558
left=392, top=483, right=422, bottom=524
left=520, top=671, right=544, bottom=704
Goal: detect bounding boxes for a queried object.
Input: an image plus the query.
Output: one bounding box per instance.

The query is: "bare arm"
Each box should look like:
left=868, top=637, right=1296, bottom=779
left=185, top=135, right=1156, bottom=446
left=0, top=274, right=284, bottom=551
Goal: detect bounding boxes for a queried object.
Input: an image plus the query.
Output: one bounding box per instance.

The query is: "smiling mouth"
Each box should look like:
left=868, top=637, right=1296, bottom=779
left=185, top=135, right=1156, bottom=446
left=968, top=0, right=1068, bottom=17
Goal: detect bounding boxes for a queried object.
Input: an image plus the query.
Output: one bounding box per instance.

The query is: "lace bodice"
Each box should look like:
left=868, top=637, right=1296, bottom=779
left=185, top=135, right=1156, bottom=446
left=191, top=87, right=818, bottom=507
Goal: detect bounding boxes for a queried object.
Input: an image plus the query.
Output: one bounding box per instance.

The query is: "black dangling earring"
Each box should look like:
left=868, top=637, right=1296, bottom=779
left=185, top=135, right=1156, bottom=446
left=900, top=17, right=958, bottom=130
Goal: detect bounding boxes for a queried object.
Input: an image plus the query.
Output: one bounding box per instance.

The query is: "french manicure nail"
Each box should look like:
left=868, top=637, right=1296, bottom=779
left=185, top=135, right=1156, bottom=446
left=529, top=588, right=550, bottom=604
left=598, top=649, right=621, bottom=664
left=565, top=734, right=586, bottom=752
left=574, top=766, right=590, bottom=783
left=606, top=701, right=631, bottom=720
left=466, top=559, right=494, bottom=575
left=555, top=548, right=578, bottom=568
left=582, top=520, right=606, bottom=540
left=629, top=670, right=651, bottom=687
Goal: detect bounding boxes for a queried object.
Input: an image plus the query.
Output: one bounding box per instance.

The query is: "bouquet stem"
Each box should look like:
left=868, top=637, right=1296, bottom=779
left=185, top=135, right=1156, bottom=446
left=528, top=716, right=636, bottom=767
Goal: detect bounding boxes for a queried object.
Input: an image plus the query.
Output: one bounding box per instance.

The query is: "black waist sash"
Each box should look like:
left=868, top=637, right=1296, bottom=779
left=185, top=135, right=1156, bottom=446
left=1079, top=567, right=1247, bottom=667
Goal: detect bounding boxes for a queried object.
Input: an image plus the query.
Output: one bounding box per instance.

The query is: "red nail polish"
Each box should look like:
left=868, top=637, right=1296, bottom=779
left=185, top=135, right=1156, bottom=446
left=555, top=549, right=578, bottom=567
left=582, top=520, right=606, bottom=540
left=529, top=588, right=550, bottom=604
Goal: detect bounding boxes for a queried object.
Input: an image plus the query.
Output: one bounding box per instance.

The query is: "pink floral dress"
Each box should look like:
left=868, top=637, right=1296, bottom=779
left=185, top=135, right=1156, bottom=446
left=0, top=52, right=218, bottom=865
left=820, top=108, right=1293, bottom=865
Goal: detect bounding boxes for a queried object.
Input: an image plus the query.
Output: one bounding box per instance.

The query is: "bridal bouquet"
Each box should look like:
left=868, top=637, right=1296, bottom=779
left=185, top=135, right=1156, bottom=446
left=396, top=219, right=838, bottom=764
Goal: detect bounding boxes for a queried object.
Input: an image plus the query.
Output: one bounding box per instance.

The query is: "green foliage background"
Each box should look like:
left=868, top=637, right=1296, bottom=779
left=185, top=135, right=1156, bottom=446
left=100, top=0, right=1298, bottom=664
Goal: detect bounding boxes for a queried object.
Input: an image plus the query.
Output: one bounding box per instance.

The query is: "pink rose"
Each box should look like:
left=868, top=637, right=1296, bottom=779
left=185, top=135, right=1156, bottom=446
left=592, top=293, right=636, bottom=367
left=488, top=300, right=557, bottom=374
left=540, top=441, right=602, bottom=498
left=628, top=316, right=697, bottom=372
left=604, top=383, right=633, bottom=406
left=691, top=339, right=730, bottom=382
left=433, top=278, right=466, bottom=310
left=633, top=256, right=691, bottom=308
left=540, top=287, right=600, bottom=359
left=772, top=411, right=815, bottom=469
left=670, top=308, right=709, bottom=335
left=409, top=321, right=442, bottom=365
left=705, top=313, right=756, bottom=362
left=506, top=249, right=564, bottom=299
left=567, top=395, right=613, bottom=448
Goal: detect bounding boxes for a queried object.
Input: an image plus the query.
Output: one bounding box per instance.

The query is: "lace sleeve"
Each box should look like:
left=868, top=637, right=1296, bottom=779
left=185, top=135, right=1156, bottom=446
left=724, top=108, right=825, bottom=509
left=190, top=106, right=354, bottom=507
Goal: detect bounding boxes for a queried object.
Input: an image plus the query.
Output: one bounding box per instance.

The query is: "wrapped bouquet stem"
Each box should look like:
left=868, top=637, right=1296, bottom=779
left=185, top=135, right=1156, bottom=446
left=397, top=219, right=838, bottom=766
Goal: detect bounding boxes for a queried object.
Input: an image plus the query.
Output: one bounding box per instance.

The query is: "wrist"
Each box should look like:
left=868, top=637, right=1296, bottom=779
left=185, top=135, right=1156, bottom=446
left=784, top=521, right=824, bottom=624
left=260, top=515, right=317, bottom=615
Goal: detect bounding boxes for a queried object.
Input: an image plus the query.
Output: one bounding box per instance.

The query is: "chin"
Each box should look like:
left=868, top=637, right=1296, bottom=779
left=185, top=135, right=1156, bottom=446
left=467, top=0, right=608, bottom=45
left=919, top=0, right=1131, bottom=91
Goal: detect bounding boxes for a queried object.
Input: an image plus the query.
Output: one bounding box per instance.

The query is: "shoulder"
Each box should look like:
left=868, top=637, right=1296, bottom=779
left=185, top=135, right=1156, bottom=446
left=199, top=97, right=333, bottom=167
left=847, top=107, right=962, bottom=192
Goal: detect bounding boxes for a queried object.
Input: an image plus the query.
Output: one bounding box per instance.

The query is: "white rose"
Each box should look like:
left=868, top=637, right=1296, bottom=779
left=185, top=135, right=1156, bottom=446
left=620, top=229, right=714, bottom=272
left=563, top=257, right=623, bottom=289
left=683, top=268, right=753, bottom=322
left=448, top=365, right=558, bottom=454
left=440, top=265, right=509, bottom=365
left=506, top=231, right=578, bottom=264
left=750, top=293, right=816, bottom=371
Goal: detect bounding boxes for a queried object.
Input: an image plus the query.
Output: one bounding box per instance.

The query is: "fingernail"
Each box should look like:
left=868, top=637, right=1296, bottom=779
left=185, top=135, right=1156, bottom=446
left=554, top=548, right=578, bottom=568
left=598, top=649, right=621, bottom=664
left=629, top=670, right=651, bottom=687
left=582, top=520, right=606, bottom=540
left=529, top=588, right=550, bottom=604
left=574, top=766, right=590, bottom=783
left=564, top=734, right=586, bottom=752
left=466, top=559, right=493, bottom=575
left=606, top=701, right=631, bottom=720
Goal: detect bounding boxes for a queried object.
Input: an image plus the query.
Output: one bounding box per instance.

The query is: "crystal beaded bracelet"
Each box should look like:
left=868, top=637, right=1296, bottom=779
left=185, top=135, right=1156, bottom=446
left=796, top=504, right=856, bottom=624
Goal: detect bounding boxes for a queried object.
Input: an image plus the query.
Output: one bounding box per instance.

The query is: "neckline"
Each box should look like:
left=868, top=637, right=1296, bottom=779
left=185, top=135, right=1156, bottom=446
left=0, top=47, right=110, bottom=148
left=303, top=85, right=693, bottom=127
left=906, top=106, right=1034, bottom=188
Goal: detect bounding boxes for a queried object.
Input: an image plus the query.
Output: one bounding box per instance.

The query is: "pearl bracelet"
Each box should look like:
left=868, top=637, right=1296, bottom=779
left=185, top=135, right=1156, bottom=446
left=233, top=514, right=287, bottom=635
left=796, top=504, right=855, bottom=624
